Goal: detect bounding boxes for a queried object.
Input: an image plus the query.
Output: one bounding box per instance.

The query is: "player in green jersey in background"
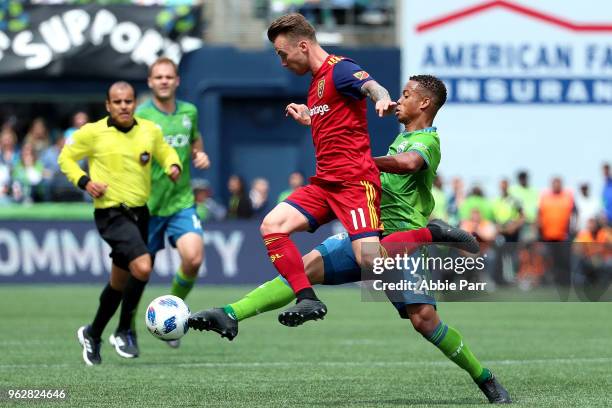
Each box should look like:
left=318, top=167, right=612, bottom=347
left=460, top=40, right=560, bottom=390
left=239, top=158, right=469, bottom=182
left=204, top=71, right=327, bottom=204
left=189, top=75, right=511, bottom=403
left=136, top=57, right=210, bottom=348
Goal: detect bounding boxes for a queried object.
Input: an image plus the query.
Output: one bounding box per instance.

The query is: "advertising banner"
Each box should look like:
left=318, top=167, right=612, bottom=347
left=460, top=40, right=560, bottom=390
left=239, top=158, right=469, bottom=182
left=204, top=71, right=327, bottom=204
left=400, top=0, right=612, bottom=191
left=0, top=220, right=339, bottom=284
left=0, top=3, right=203, bottom=78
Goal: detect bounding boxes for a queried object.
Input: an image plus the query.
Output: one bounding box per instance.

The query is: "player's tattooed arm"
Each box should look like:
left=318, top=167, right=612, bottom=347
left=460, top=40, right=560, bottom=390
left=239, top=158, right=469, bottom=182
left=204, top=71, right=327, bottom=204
left=360, top=81, right=397, bottom=117
left=373, top=151, right=425, bottom=174
left=285, top=103, right=311, bottom=126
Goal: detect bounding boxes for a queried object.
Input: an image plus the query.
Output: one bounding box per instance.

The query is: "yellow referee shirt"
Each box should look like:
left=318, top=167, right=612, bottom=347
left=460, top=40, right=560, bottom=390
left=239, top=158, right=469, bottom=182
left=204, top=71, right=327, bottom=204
left=58, top=117, right=181, bottom=209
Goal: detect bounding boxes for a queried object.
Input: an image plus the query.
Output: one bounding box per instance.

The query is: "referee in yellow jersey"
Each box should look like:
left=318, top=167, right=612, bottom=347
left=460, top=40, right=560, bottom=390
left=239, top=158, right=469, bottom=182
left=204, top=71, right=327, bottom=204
left=58, top=81, right=181, bottom=366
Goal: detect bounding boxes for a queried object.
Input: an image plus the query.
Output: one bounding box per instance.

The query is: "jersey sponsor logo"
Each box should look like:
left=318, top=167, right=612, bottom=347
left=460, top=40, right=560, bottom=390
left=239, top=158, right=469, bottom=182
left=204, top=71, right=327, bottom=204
left=140, top=151, right=151, bottom=165
left=317, top=78, right=325, bottom=99
left=396, top=141, right=409, bottom=153
left=411, top=142, right=429, bottom=151
left=309, top=104, right=330, bottom=116
left=164, top=134, right=190, bottom=147
left=182, top=114, right=192, bottom=130
left=353, top=70, right=370, bottom=80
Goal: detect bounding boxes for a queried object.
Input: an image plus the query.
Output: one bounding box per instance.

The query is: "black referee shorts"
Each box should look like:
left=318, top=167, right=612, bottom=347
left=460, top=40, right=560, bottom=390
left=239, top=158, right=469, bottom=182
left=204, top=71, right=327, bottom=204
left=94, top=206, right=150, bottom=271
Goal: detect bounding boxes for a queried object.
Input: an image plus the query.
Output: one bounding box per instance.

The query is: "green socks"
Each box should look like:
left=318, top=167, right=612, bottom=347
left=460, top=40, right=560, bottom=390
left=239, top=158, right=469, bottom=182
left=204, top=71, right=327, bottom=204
left=426, top=322, right=491, bottom=384
left=227, top=276, right=295, bottom=321
left=170, top=268, right=196, bottom=300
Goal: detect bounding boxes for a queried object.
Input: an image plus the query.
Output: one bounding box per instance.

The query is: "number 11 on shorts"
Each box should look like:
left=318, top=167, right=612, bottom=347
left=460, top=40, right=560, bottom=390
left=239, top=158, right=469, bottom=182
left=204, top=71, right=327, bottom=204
left=350, top=208, right=367, bottom=230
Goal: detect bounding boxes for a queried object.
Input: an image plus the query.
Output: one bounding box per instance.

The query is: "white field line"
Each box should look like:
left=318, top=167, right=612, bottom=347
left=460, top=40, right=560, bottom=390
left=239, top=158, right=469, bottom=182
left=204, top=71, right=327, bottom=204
left=1, top=356, right=612, bottom=370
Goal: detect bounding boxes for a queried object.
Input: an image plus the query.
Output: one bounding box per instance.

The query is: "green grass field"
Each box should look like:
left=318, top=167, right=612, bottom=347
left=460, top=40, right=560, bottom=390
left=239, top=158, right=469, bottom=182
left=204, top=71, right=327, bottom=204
left=1, top=285, right=611, bottom=407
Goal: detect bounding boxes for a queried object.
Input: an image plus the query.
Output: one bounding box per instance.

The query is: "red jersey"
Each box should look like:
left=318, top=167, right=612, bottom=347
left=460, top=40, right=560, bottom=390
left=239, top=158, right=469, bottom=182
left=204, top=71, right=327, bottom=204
left=307, top=55, right=380, bottom=185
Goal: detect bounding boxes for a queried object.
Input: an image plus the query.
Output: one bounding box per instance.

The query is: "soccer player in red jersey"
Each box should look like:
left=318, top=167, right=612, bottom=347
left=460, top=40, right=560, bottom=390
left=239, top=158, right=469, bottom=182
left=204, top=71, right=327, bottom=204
left=260, top=13, right=398, bottom=326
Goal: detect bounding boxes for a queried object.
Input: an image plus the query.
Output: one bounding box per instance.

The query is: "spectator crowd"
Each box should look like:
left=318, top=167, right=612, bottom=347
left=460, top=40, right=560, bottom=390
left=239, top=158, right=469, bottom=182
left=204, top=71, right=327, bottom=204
left=1, top=115, right=611, bottom=231
left=266, top=0, right=393, bottom=26
left=430, top=168, right=611, bottom=293
left=0, top=113, right=89, bottom=204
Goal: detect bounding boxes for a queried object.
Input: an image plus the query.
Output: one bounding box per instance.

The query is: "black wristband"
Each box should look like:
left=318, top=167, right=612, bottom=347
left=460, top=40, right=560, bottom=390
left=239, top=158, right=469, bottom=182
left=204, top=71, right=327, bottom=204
left=77, top=175, right=91, bottom=190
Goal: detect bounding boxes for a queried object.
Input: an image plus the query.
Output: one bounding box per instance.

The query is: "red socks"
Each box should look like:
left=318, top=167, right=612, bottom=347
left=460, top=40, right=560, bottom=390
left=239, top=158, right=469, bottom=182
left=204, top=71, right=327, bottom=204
left=262, top=228, right=433, bottom=292
left=380, top=227, right=432, bottom=257
left=263, top=233, right=311, bottom=294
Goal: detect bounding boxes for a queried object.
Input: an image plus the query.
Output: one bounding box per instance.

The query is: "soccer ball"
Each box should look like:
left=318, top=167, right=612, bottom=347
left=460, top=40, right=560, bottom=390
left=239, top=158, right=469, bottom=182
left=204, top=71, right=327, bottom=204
left=145, top=295, right=190, bottom=341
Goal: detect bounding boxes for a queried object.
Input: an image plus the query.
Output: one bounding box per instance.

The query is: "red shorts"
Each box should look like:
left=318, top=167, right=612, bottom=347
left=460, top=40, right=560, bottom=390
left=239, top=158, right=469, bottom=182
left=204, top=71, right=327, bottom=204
left=285, top=180, right=382, bottom=240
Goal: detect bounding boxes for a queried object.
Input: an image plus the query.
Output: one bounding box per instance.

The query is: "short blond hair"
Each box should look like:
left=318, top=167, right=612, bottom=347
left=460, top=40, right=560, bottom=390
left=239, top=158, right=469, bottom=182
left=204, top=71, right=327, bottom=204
left=148, top=57, right=178, bottom=77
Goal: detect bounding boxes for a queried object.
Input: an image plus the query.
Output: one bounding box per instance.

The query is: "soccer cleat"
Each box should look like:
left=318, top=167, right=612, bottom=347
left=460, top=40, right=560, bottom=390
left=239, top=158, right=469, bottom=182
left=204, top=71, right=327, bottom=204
left=188, top=308, right=238, bottom=341
left=278, top=299, right=327, bottom=327
left=77, top=325, right=101, bottom=366
left=109, top=329, right=139, bottom=358
left=427, top=219, right=480, bottom=254
left=165, top=339, right=181, bottom=349
left=478, top=373, right=512, bottom=404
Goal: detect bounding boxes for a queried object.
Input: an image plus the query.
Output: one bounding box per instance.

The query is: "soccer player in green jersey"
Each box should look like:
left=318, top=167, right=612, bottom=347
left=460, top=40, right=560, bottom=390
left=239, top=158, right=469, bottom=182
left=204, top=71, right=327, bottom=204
left=136, top=57, right=210, bottom=348
left=189, top=75, right=511, bottom=403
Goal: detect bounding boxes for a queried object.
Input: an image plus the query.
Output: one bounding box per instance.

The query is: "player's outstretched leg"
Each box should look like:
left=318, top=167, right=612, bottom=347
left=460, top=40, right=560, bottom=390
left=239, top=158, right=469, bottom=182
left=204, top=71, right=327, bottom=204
left=381, top=219, right=480, bottom=257
left=260, top=203, right=327, bottom=327
left=408, top=304, right=511, bottom=404
left=478, top=372, right=512, bottom=404
left=189, top=276, right=297, bottom=339
left=189, top=308, right=239, bottom=341
left=77, top=325, right=102, bottom=366
left=278, top=298, right=327, bottom=327
left=427, top=219, right=480, bottom=254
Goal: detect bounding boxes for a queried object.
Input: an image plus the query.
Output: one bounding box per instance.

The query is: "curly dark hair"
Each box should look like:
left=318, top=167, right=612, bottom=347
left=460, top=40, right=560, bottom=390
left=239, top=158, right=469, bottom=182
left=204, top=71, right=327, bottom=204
left=409, top=74, right=447, bottom=110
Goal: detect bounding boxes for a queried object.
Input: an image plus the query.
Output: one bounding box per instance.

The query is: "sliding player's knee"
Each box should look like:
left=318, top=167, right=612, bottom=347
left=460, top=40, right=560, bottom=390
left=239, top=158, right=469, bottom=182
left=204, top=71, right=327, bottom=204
left=303, top=250, right=325, bottom=285
left=407, top=304, right=439, bottom=336
left=354, top=250, right=376, bottom=271
left=352, top=238, right=381, bottom=272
